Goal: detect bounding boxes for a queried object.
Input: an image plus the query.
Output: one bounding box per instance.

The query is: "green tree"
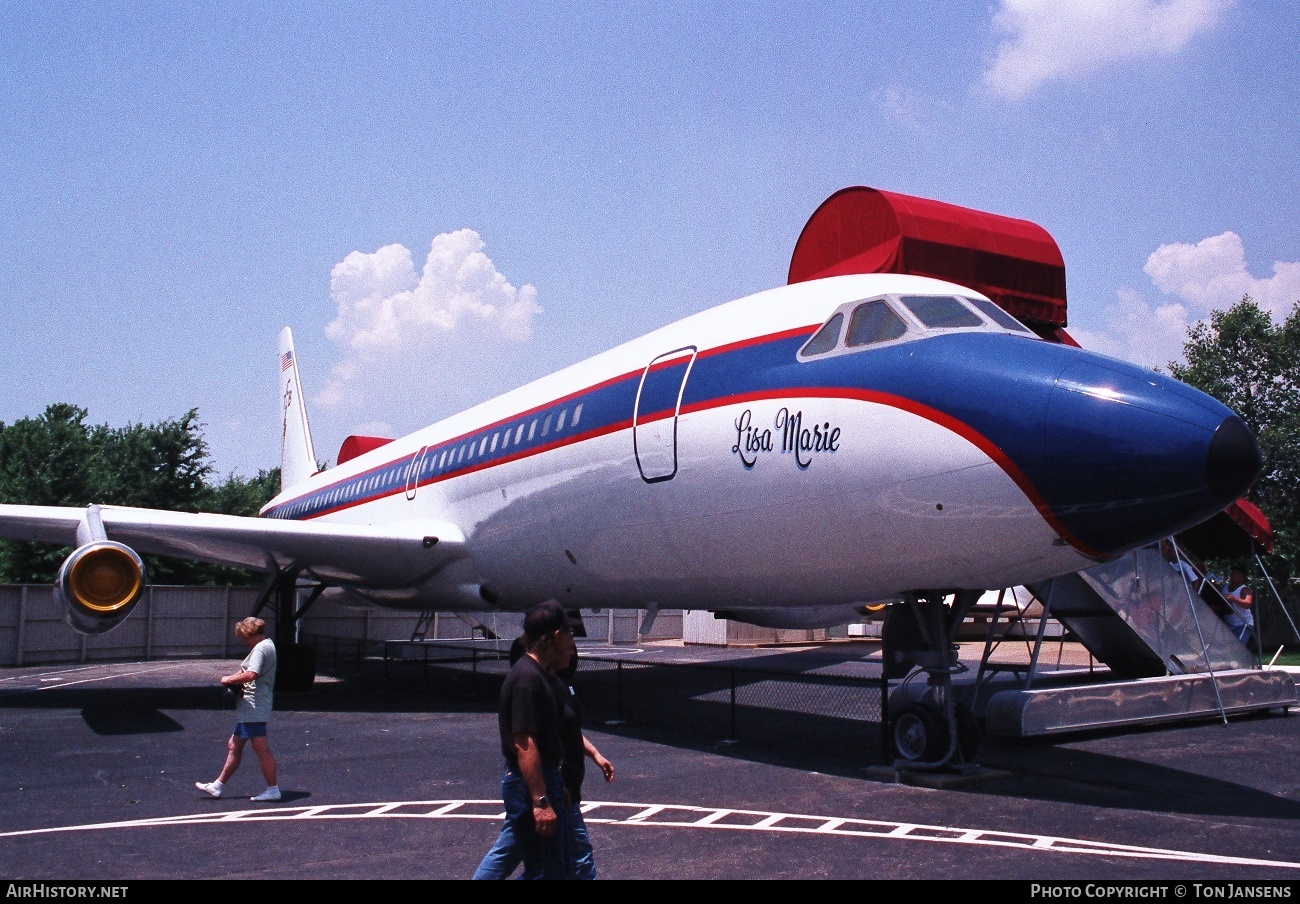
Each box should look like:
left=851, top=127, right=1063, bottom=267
left=0, top=405, right=281, bottom=585
left=0, top=404, right=102, bottom=582
left=200, top=467, right=283, bottom=585
left=208, top=468, right=282, bottom=517
left=96, top=410, right=212, bottom=513
left=1168, top=295, right=1300, bottom=604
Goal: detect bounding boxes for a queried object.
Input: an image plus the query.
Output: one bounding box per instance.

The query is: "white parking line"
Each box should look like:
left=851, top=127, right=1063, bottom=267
left=0, top=662, right=193, bottom=695
left=0, top=664, right=102, bottom=683
left=2, top=799, right=1298, bottom=870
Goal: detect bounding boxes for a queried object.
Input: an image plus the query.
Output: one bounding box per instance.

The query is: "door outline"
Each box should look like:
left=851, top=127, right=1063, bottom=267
left=633, top=346, right=697, bottom=483
left=405, top=446, right=429, bottom=500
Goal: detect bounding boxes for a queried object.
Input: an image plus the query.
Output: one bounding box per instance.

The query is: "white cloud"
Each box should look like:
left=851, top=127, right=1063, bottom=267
left=1073, top=233, right=1300, bottom=369
left=319, top=229, right=542, bottom=412
left=873, top=86, right=924, bottom=130
left=983, top=0, right=1233, bottom=100
left=1144, top=231, right=1300, bottom=320
left=1069, top=287, right=1194, bottom=369
left=871, top=86, right=959, bottom=134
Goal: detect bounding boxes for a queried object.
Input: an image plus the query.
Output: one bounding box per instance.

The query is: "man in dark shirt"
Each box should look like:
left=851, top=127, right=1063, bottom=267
left=474, top=628, right=615, bottom=880
left=482, top=601, right=574, bottom=880
left=557, top=638, right=614, bottom=879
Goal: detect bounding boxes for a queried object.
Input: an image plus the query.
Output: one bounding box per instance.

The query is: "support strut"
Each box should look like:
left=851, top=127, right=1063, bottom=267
left=250, top=568, right=322, bottom=692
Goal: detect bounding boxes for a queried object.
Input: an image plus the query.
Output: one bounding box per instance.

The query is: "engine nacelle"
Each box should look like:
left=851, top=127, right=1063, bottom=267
left=55, top=541, right=147, bottom=635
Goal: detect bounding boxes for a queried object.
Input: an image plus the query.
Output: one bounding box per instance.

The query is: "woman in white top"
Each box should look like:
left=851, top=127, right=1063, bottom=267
left=195, top=617, right=281, bottom=802
left=1223, top=566, right=1255, bottom=647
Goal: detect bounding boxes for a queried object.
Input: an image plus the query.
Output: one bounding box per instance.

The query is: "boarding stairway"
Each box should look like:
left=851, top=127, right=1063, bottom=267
left=1031, top=545, right=1254, bottom=677
left=971, top=544, right=1297, bottom=737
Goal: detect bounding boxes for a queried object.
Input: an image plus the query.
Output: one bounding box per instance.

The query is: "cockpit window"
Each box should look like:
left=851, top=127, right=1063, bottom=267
left=800, top=312, right=843, bottom=357
left=966, top=297, right=1034, bottom=334
left=797, top=291, right=1037, bottom=364
left=846, top=300, right=907, bottom=347
left=898, top=295, right=983, bottom=329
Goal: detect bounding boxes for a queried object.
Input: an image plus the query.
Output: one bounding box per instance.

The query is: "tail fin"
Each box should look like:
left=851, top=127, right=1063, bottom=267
left=277, top=327, right=319, bottom=491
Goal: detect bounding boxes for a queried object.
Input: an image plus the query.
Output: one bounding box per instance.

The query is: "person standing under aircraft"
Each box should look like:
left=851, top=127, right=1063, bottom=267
left=481, top=602, right=573, bottom=879
left=1160, top=539, right=1202, bottom=588
left=195, top=617, right=281, bottom=802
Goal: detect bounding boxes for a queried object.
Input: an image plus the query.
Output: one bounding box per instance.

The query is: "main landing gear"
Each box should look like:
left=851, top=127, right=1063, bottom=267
left=251, top=568, right=325, bottom=693
left=883, top=590, right=983, bottom=771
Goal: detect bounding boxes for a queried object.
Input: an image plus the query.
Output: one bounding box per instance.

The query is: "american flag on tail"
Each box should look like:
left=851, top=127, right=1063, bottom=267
left=280, top=350, right=294, bottom=372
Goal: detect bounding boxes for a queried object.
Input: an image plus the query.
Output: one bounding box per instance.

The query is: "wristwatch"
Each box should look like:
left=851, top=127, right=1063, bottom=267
left=533, top=795, right=550, bottom=809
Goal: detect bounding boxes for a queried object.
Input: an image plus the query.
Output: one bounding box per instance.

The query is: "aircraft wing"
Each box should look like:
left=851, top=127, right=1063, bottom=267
left=0, top=503, right=467, bottom=587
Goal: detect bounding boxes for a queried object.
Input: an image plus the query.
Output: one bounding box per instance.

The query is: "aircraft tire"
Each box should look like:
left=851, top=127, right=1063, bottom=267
left=890, top=703, right=947, bottom=763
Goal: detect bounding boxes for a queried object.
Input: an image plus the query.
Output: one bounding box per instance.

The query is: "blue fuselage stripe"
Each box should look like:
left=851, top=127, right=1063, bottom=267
left=263, top=328, right=1231, bottom=557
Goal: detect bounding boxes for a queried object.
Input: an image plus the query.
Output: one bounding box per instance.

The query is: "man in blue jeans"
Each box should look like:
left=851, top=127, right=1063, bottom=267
left=1223, top=565, right=1256, bottom=649
left=557, top=640, right=615, bottom=879
left=474, top=627, right=615, bottom=879
left=475, top=601, right=574, bottom=880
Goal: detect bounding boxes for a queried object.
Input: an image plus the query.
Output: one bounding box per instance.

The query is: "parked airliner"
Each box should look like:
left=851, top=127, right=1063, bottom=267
left=0, top=270, right=1261, bottom=765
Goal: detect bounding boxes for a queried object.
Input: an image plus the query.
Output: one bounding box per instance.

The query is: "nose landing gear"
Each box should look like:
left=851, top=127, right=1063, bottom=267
left=883, top=590, right=984, bottom=772
left=889, top=699, right=981, bottom=767
left=891, top=703, right=945, bottom=762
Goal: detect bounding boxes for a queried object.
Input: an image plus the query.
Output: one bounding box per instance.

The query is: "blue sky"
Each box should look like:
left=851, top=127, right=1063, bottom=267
left=1, top=1, right=1295, bottom=480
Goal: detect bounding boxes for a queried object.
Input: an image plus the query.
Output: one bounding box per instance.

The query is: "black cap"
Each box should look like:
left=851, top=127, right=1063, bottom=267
left=523, top=600, right=573, bottom=642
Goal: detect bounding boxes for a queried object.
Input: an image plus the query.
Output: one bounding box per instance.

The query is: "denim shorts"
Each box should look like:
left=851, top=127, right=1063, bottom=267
left=233, top=722, right=268, bottom=739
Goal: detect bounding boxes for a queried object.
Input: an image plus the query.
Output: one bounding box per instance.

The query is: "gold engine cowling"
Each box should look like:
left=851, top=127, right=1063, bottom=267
left=55, top=541, right=147, bottom=635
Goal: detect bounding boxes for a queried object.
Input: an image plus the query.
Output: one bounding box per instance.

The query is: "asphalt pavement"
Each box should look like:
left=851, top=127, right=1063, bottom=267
left=2, top=640, right=1300, bottom=886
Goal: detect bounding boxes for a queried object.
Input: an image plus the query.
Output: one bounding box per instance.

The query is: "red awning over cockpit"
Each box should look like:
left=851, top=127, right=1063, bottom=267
left=788, top=185, right=1271, bottom=559
left=788, top=186, right=1068, bottom=333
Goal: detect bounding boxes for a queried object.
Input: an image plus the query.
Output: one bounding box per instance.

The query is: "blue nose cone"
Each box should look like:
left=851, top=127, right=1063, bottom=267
left=1206, top=414, right=1263, bottom=504
left=1041, top=356, right=1261, bottom=557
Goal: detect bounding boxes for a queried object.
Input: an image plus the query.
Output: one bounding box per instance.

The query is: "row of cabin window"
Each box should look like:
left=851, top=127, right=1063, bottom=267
left=424, top=402, right=585, bottom=474
left=283, top=401, right=590, bottom=517
left=281, top=458, right=407, bottom=516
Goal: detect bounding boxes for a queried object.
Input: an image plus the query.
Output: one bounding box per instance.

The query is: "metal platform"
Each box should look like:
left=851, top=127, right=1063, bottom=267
left=981, top=667, right=1297, bottom=738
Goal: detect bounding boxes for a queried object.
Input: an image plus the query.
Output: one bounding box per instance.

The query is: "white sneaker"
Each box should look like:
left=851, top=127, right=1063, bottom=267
left=251, top=787, right=281, bottom=802
left=195, top=781, right=222, bottom=799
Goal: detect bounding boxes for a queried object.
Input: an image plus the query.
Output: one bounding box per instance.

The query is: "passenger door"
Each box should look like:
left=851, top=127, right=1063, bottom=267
left=405, top=446, right=429, bottom=500
left=633, top=346, right=696, bottom=483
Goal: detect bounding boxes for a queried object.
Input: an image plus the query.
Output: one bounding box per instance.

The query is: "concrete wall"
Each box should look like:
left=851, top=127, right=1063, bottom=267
left=0, top=580, right=858, bottom=667
left=0, top=584, right=264, bottom=666
left=682, top=609, right=833, bottom=645
left=0, top=585, right=685, bottom=666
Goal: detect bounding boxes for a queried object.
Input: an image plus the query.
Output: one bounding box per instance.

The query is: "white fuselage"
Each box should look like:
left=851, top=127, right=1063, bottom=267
left=263, top=273, right=1098, bottom=613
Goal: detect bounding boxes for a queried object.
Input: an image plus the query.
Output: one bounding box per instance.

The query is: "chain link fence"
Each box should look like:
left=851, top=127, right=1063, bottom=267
left=310, top=635, right=893, bottom=765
